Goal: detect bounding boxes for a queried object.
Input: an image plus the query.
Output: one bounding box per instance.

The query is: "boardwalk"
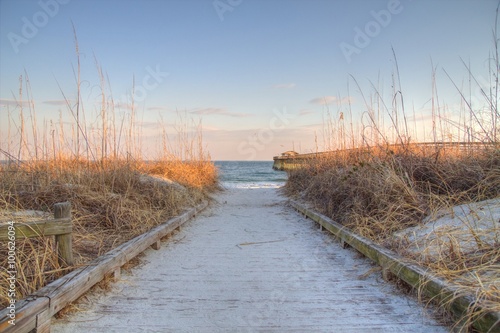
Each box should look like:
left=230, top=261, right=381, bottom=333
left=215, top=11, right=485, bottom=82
left=52, top=188, right=448, bottom=333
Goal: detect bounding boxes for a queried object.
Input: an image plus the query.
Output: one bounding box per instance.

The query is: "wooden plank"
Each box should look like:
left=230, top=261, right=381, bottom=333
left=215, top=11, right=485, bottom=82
left=54, top=202, right=73, bottom=266
left=49, top=188, right=450, bottom=332
left=0, top=201, right=208, bottom=333
left=290, top=200, right=500, bottom=333
left=0, top=218, right=71, bottom=241
left=151, top=240, right=161, bottom=250
left=0, top=297, right=49, bottom=333
left=113, top=267, right=121, bottom=279
left=40, top=202, right=206, bottom=315
left=34, top=306, right=51, bottom=333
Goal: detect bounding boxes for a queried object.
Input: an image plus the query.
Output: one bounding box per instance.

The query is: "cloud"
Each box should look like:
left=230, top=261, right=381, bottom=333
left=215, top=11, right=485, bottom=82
left=43, top=100, right=68, bottom=106
left=299, top=109, right=315, bottom=116
left=0, top=99, right=17, bottom=106
left=0, top=99, right=78, bottom=108
left=299, top=123, right=323, bottom=129
left=189, top=108, right=252, bottom=118
left=309, top=96, right=354, bottom=105
left=147, top=106, right=170, bottom=112
left=140, top=121, right=161, bottom=129
left=201, top=125, right=220, bottom=131
left=114, top=102, right=133, bottom=110
left=273, top=83, right=296, bottom=89
left=309, top=96, right=337, bottom=105
left=341, top=96, right=355, bottom=104
left=0, top=98, right=28, bottom=107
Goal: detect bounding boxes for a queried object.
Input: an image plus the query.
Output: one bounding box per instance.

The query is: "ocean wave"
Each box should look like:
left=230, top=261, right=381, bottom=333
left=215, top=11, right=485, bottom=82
left=215, top=161, right=287, bottom=189
left=222, top=182, right=284, bottom=189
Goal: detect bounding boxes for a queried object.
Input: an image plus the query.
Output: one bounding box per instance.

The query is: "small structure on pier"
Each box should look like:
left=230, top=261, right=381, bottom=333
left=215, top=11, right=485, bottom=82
left=273, top=151, right=302, bottom=171
left=280, top=150, right=299, bottom=158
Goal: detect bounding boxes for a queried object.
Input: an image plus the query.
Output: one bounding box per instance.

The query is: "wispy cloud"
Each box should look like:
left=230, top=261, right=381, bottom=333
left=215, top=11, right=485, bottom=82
left=0, top=98, right=28, bottom=107
left=148, top=106, right=170, bottom=112
left=273, top=83, right=296, bottom=89
left=140, top=121, right=161, bottom=129
left=43, top=100, right=68, bottom=106
left=1, top=99, right=74, bottom=107
left=114, top=102, right=133, bottom=110
left=0, top=99, right=17, bottom=106
left=299, top=123, right=323, bottom=129
left=189, top=108, right=252, bottom=118
left=309, top=96, right=337, bottom=105
left=309, top=96, right=354, bottom=105
left=299, top=109, right=315, bottom=116
left=201, top=125, right=220, bottom=131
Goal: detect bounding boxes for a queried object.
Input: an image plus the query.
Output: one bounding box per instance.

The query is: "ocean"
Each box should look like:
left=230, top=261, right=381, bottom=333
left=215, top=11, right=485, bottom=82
left=214, top=161, right=287, bottom=189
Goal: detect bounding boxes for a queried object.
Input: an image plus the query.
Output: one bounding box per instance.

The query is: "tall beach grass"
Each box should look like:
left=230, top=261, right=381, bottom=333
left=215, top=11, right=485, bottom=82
left=0, top=39, right=218, bottom=308
left=284, top=14, right=499, bottom=332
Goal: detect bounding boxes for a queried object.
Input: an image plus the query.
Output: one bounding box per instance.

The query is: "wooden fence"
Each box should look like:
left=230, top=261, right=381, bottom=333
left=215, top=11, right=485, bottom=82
left=0, top=202, right=73, bottom=266
left=290, top=200, right=500, bottom=333
left=0, top=201, right=208, bottom=333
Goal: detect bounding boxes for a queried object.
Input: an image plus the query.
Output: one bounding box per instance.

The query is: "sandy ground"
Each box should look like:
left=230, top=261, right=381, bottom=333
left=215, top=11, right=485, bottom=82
left=395, top=197, right=500, bottom=259
left=51, top=188, right=448, bottom=333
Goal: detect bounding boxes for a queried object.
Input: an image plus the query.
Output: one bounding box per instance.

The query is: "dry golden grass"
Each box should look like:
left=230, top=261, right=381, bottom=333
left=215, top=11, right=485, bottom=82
left=0, top=157, right=218, bottom=308
left=284, top=143, right=500, bottom=330
left=144, top=159, right=219, bottom=190
left=0, top=33, right=221, bottom=311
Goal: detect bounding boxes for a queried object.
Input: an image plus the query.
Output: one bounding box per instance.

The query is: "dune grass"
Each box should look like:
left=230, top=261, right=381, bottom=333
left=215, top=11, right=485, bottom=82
left=284, top=143, right=499, bottom=330
left=284, top=15, right=499, bottom=331
left=0, top=157, right=217, bottom=309
left=0, top=37, right=218, bottom=308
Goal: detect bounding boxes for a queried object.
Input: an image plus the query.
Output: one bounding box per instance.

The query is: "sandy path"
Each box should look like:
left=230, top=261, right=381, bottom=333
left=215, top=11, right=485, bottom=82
left=52, top=188, right=447, bottom=332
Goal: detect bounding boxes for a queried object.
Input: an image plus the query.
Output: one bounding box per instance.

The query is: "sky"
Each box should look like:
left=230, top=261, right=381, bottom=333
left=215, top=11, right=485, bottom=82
left=0, top=0, right=498, bottom=160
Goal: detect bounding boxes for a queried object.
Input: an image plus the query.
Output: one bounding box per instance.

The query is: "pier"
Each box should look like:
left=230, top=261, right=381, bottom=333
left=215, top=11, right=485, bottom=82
left=272, top=142, right=498, bottom=171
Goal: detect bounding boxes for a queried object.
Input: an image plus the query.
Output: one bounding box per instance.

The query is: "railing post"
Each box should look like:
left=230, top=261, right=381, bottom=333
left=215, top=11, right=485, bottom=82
left=54, top=202, right=73, bottom=266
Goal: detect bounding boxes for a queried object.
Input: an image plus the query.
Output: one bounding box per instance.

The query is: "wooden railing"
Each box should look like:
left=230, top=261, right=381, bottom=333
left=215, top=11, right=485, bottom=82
left=0, top=201, right=208, bottom=333
left=290, top=200, right=500, bottom=333
left=273, top=142, right=499, bottom=170
left=0, top=202, right=73, bottom=266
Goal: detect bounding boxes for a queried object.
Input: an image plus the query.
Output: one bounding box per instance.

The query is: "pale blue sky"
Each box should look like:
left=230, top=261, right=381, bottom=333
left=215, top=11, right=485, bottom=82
left=0, top=0, right=498, bottom=160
